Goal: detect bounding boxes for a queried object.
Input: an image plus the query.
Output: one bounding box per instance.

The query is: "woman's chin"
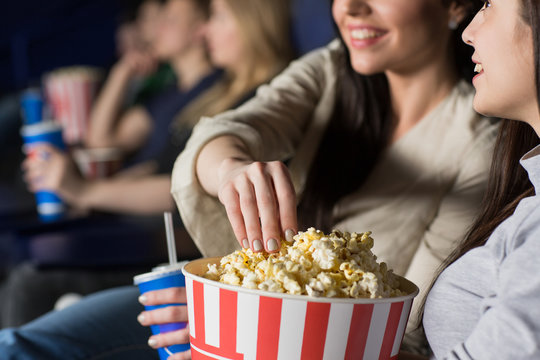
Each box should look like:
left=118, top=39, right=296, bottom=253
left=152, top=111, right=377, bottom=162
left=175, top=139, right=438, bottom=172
left=349, top=58, right=384, bottom=76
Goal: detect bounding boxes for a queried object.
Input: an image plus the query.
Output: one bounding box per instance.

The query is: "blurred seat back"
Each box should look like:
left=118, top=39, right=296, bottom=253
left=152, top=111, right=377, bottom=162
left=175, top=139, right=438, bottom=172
left=292, top=0, right=335, bottom=55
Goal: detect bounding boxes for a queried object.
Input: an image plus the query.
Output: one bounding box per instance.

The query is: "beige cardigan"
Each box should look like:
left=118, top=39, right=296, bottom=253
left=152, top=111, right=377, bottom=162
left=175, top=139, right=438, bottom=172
left=171, top=39, right=498, bottom=323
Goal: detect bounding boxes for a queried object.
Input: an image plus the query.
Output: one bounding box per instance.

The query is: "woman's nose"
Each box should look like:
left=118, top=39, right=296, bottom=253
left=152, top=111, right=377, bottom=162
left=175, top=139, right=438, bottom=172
left=462, top=12, right=481, bottom=46
left=342, top=0, right=372, bottom=16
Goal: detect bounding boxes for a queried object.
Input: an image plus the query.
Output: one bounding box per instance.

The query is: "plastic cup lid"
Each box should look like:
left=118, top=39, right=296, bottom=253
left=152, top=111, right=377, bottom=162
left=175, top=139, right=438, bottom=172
left=20, top=121, right=63, bottom=136
left=133, top=261, right=189, bottom=285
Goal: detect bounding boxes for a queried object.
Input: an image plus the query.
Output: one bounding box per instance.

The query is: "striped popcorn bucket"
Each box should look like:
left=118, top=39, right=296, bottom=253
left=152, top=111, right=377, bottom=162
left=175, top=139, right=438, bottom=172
left=43, top=66, right=102, bottom=145
left=183, top=258, right=419, bottom=360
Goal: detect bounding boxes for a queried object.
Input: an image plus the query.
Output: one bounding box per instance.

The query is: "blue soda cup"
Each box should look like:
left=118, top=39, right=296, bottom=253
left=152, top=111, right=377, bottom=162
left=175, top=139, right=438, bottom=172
left=20, top=89, right=44, bottom=125
left=134, top=261, right=190, bottom=359
left=20, top=121, right=66, bottom=222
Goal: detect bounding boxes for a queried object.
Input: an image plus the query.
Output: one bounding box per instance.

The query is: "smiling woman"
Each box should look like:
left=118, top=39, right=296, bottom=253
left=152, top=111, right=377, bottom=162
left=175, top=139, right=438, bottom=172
left=465, top=0, right=536, bottom=122
left=174, top=0, right=496, bottom=355
left=421, top=0, right=540, bottom=358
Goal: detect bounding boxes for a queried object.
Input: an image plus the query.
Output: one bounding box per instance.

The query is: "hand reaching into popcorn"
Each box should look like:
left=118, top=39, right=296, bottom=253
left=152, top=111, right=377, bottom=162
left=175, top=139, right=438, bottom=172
left=196, top=136, right=298, bottom=254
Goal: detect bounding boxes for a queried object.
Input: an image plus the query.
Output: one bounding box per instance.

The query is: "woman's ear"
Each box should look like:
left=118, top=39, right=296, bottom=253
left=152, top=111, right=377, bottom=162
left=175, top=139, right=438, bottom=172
left=193, top=21, right=208, bottom=43
left=448, top=2, right=471, bottom=27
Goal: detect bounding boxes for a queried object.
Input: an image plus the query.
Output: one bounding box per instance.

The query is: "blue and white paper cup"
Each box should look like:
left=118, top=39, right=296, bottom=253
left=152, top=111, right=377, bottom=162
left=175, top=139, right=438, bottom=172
left=21, top=121, right=66, bottom=222
left=134, top=261, right=190, bottom=359
left=20, top=89, right=44, bottom=125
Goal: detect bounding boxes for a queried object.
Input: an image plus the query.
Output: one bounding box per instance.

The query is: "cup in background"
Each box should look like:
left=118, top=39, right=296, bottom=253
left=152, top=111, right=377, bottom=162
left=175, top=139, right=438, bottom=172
left=20, top=120, right=66, bottom=222
left=20, top=89, right=44, bottom=125
left=134, top=261, right=190, bottom=359
left=43, top=66, right=103, bottom=146
left=72, top=147, right=122, bottom=180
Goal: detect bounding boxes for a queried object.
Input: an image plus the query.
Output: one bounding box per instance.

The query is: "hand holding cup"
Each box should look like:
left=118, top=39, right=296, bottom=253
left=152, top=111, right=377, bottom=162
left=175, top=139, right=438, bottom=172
left=22, top=143, right=84, bottom=204
left=137, top=288, right=191, bottom=359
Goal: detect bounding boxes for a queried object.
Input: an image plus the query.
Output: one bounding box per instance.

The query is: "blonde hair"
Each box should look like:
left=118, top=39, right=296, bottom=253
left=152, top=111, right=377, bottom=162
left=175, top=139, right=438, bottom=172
left=173, top=0, right=294, bottom=129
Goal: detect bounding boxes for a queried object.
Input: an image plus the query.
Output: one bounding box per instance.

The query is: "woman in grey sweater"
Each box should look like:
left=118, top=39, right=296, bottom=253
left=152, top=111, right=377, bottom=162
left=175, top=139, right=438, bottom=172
left=420, top=1, right=540, bottom=359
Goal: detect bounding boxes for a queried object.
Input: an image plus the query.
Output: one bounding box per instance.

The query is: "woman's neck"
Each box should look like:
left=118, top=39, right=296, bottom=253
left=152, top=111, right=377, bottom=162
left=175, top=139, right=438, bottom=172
left=170, top=46, right=213, bottom=92
left=386, top=56, right=459, bottom=143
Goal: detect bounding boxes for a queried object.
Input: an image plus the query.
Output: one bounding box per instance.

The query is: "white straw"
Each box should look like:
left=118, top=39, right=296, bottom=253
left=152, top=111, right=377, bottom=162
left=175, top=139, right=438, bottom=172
left=164, top=212, right=178, bottom=265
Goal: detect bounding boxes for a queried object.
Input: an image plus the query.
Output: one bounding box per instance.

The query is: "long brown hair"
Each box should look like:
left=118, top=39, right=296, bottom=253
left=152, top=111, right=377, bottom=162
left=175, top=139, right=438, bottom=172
left=299, top=0, right=480, bottom=231
left=175, top=0, right=294, bottom=128
left=441, top=0, right=540, bottom=270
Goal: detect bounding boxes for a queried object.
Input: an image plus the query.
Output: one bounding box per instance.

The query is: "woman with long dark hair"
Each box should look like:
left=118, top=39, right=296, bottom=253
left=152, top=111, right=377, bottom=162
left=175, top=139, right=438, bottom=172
left=172, top=0, right=495, bottom=348
left=418, top=0, right=540, bottom=358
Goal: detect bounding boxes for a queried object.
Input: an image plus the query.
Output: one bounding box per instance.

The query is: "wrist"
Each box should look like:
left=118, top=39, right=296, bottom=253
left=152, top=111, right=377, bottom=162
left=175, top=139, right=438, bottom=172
left=217, top=157, right=250, bottom=182
left=60, top=176, right=90, bottom=210
left=111, top=61, right=134, bottom=81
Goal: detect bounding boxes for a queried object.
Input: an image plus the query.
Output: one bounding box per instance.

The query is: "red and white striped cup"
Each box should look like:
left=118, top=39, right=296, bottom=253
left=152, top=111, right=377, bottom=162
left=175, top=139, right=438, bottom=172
left=182, top=258, right=419, bottom=360
left=72, top=147, right=122, bottom=179
left=43, top=66, right=103, bottom=146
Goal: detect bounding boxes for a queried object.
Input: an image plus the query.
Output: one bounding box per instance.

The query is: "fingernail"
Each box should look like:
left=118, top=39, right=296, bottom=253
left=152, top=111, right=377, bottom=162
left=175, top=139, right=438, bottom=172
left=148, top=337, right=157, bottom=348
left=242, top=239, right=249, bottom=249
left=285, top=229, right=295, bottom=242
left=137, top=313, right=145, bottom=323
left=138, top=295, right=147, bottom=304
left=253, top=239, right=263, bottom=252
left=267, top=238, right=279, bottom=252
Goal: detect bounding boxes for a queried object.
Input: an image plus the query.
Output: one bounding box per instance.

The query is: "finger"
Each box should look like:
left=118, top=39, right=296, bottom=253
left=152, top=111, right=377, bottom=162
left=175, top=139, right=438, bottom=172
left=25, top=165, right=46, bottom=184
left=268, top=162, right=298, bottom=243
left=21, top=156, right=32, bottom=170
left=237, top=174, right=264, bottom=252
left=148, top=327, right=190, bottom=349
left=138, top=287, right=187, bottom=306
left=249, top=163, right=281, bottom=253
left=219, top=186, right=249, bottom=249
left=138, top=305, right=188, bottom=325
left=23, top=171, right=43, bottom=192
left=168, top=349, right=192, bottom=360
left=30, top=143, right=57, bottom=155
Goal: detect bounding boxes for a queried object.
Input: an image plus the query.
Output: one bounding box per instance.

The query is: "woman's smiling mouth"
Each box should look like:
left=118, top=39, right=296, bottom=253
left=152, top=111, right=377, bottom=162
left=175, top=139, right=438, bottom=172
left=349, top=26, right=387, bottom=49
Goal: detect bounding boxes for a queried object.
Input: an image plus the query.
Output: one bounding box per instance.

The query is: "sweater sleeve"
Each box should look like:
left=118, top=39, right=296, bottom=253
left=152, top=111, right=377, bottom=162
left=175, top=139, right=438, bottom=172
left=170, top=42, right=338, bottom=257
left=443, top=218, right=540, bottom=359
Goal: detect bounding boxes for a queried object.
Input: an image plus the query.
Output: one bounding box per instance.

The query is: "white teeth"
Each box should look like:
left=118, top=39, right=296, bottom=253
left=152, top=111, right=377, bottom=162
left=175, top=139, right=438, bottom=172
left=351, top=29, right=384, bottom=40
left=474, top=63, right=483, bottom=73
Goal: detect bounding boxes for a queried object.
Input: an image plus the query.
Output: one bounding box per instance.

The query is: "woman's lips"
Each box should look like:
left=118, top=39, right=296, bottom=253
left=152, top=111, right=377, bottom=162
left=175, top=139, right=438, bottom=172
left=348, top=26, right=387, bottom=49
left=474, top=63, right=483, bottom=73
left=473, top=63, right=484, bottom=83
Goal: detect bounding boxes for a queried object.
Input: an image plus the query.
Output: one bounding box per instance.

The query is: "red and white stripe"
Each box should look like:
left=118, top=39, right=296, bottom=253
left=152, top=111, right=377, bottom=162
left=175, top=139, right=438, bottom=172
left=186, top=278, right=413, bottom=360
left=44, top=74, right=99, bottom=145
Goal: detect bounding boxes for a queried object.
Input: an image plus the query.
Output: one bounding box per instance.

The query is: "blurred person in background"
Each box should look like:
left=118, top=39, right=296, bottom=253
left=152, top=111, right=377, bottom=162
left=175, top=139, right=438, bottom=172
left=0, top=0, right=294, bottom=359
left=1, top=0, right=216, bottom=329
left=115, top=0, right=178, bottom=106
left=22, top=0, right=220, bottom=216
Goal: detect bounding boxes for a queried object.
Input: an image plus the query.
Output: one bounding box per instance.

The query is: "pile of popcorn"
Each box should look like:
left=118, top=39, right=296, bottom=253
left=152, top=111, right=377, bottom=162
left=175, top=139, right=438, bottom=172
left=204, top=228, right=404, bottom=299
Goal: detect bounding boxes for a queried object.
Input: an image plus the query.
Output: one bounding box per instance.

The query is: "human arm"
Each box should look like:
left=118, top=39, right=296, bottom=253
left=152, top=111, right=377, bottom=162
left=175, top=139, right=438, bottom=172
left=171, top=42, right=339, bottom=257
left=137, top=288, right=191, bottom=360
left=23, top=143, right=174, bottom=214
left=85, top=52, right=155, bottom=151
left=442, top=224, right=540, bottom=359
